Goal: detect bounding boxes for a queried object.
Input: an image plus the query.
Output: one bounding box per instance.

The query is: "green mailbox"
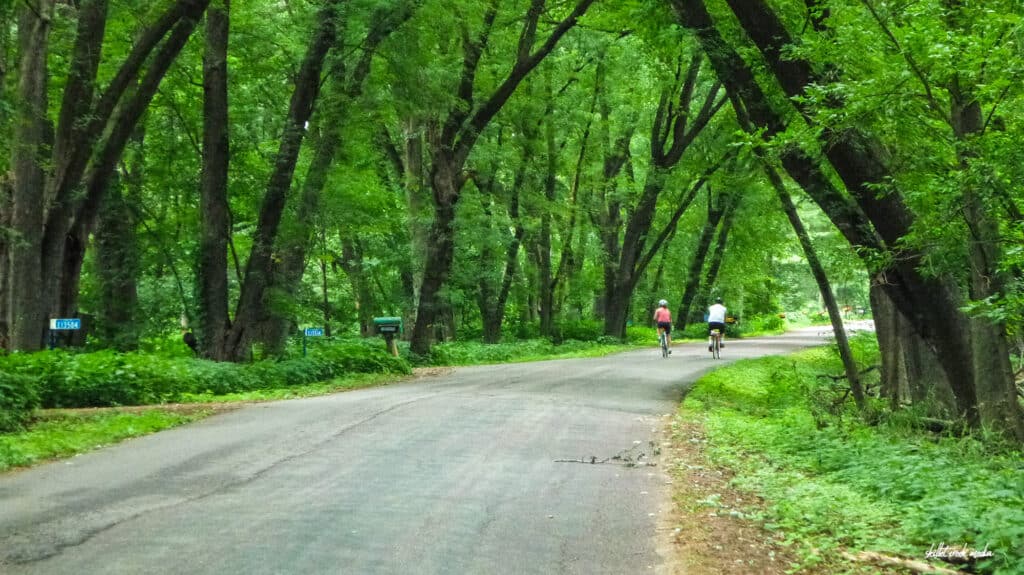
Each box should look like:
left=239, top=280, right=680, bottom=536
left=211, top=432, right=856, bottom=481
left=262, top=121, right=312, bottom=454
left=373, top=317, right=403, bottom=356
left=373, top=317, right=403, bottom=335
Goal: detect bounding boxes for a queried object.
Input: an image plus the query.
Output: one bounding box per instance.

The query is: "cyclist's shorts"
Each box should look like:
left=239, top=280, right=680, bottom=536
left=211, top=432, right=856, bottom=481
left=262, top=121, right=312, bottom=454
left=708, top=321, right=726, bottom=333
left=657, top=321, right=672, bottom=333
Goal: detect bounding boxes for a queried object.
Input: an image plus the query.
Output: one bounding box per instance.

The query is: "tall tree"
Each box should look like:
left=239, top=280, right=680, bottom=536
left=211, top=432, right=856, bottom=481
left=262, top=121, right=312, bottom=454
left=220, top=0, right=345, bottom=361
left=258, top=1, right=417, bottom=355
left=409, top=0, right=596, bottom=354
left=601, top=47, right=727, bottom=338
left=671, top=0, right=1024, bottom=437
left=5, top=0, right=212, bottom=351
left=197, top=0, right=231, bottom=359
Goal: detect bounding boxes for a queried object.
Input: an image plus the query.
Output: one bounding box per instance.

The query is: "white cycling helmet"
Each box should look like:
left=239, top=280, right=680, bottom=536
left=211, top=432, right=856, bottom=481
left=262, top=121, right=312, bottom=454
left=658, top=299, right=668, bottom=306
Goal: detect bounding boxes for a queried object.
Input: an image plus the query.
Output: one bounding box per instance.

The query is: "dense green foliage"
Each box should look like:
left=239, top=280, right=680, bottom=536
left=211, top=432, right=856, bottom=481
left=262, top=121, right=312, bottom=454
left=425, top=339, right=631, bottom=366
left=681, top=339, right=1024, bottom=574
left=0, top=410, right=204, bottom=471
left=0, top=372, right=40, bottom=432
left=0, top=341, right=409, bottom=408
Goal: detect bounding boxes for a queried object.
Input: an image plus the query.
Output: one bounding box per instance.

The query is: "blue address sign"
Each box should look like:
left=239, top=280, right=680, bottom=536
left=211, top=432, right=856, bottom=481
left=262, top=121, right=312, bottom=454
left=49, top=318, right=82, bottom=330
left=304, top=328, right=324, bottom=337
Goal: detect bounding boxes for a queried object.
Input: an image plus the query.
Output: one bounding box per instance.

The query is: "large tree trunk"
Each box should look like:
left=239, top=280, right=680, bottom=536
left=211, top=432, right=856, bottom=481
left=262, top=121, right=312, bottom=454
left=222, top=0, right=341, bottom=361
left=258, top=122, right=336, bottom=356
left=8, top=1, right=55, bottom=352
left=950, top=77, right=1024, bottom=438
left=197, top=0, right=231, bottom=359
left=402, top=120, right=429, bottom=337
left=871, top=285, right=957, bottom=415
left=410, top=182, right=457, bottom=355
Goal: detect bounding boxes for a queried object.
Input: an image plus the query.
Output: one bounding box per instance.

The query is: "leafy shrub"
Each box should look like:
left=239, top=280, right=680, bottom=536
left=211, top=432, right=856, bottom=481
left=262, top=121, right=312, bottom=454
left=554, top=320, right=604, bottom=341
left=741, top=314, right=786, bottom=335
left=0, top=341, right=411, bottom=409
left=626, top=326, right=651, bottom=345
left=0, top=372, right=40, bottom=432
left=425, top=338, right=623, bottom=366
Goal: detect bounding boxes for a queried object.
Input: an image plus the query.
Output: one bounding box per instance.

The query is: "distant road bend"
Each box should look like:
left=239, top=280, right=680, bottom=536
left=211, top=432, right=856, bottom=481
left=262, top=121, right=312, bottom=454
left=0, top=331, right=826, bottom=574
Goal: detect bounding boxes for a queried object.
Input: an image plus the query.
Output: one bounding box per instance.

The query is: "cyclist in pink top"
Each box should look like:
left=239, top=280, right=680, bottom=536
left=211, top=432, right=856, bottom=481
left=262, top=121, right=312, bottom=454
left=653, top=299, right=673, bottom=354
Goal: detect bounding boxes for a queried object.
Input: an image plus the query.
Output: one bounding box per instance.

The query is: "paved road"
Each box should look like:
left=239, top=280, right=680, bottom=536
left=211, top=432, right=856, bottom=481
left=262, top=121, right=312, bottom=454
left=0, top=330, right=826, bottom=574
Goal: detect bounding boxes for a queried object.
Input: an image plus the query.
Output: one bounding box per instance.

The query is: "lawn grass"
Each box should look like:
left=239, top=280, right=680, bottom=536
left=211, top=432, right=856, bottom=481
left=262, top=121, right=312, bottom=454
left=678, top=340, right=1024, bottom=575
left=0, top=410, right=208, bottom=472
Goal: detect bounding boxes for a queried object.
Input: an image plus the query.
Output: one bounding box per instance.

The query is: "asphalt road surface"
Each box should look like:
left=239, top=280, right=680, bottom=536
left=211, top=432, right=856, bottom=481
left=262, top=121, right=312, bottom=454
left=0, top=330, right=827, bottom=574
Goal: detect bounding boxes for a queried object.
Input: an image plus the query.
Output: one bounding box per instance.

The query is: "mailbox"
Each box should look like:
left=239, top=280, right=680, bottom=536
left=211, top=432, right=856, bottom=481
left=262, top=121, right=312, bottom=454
left=373, top=317, right=403, bottom=335
left=373, top=317, right=403, bottom=357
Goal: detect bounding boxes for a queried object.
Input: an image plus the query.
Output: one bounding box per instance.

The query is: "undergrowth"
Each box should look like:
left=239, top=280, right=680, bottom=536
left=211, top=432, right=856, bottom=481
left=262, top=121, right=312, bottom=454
left=680, top=336, right=1024, bottom=574
left=417, top=338, right=636, bottom=366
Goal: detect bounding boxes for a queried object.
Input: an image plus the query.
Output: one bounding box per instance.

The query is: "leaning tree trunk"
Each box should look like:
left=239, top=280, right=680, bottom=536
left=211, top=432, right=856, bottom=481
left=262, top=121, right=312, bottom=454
left=409, top=0, right=596, bottom=355
left=717, top=0, right=1021, bottom=435
left=771, top=167, right=866, bottom=412
left=222, top=0, right=341, bottom=361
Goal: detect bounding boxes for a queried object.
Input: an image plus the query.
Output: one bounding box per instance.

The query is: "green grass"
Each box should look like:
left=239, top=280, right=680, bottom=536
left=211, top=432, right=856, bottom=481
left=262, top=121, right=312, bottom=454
left=0, top=410, right=206, bottom=472
left=179, top=372, right=405, bottom=402
left=679, top=342, right=1024, bottom=575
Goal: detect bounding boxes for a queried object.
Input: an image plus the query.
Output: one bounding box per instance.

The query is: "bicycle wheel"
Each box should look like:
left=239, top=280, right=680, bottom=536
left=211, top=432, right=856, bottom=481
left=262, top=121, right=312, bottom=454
left=660, top=332, right=668, bottom=358
left=713, top=334, right=721, bottom=359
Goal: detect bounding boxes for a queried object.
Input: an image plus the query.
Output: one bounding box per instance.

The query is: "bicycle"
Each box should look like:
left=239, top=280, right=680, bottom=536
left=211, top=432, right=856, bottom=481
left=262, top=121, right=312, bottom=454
left=709, top=328, right=722, bottom=359
left=659, top=329, right=670, bottom=358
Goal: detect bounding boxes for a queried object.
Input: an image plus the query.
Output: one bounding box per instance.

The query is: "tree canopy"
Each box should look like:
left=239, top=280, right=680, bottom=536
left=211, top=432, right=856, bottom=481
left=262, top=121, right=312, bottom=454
left=2, top=0, right=1023, bottom=437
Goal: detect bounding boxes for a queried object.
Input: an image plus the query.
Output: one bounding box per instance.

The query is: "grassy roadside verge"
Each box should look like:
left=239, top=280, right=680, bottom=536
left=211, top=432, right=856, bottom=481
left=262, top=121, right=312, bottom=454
left=0, top=410, right=209, bottom=472
left=0, top=371, right=413, bottom=473
left=676, top=343, right=1024, bottom=575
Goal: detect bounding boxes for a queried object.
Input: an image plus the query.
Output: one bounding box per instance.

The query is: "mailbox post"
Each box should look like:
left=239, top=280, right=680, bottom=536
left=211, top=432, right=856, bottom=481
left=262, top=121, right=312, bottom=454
left=372, top=317, right=403, bottom=357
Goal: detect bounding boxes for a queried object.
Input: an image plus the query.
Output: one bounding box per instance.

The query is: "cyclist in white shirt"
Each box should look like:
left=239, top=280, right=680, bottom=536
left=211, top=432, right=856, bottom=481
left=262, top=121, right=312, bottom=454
left=707, top=297, right=727, bottom=351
